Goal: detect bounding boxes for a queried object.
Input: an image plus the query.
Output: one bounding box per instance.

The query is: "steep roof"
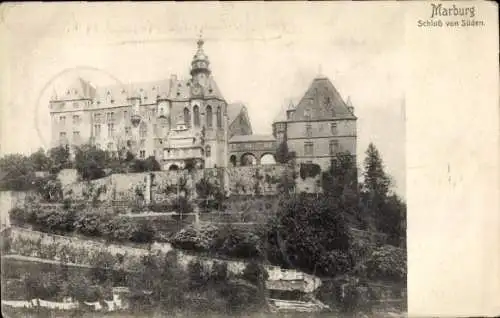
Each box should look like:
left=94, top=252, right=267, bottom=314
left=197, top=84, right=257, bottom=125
left=54, top=75, right=225, bottom=108
left=287, top=77, right=355, bottom=121
left=227, top=102, right=245, bottom=124
left=53, top=77, right=97, bottom=101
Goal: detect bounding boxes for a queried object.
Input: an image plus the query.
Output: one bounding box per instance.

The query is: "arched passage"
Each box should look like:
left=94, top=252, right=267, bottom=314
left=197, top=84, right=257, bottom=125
left=240, top=153, right=257, bottom=166
left=230, top=155, right=237, bottom=167
left=169, top=164, right=179, bottom=171
left=260, top=153, right=276, bottom=165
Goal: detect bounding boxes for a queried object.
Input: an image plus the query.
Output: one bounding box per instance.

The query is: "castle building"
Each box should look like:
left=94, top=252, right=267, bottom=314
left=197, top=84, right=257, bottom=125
left=49, top=38, right=357, bottom=171
left=49, top=38, right=258, bottom=170
left=272, top=76, right=357, bottom=170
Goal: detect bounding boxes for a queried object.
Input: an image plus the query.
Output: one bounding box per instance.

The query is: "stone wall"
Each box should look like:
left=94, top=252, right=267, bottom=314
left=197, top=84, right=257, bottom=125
left=62, top=164, right=324, bottom=208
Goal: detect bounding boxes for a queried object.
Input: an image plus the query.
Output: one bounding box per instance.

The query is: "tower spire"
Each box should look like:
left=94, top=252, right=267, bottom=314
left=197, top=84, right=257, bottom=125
left=190, top=31, right=211, bottom=79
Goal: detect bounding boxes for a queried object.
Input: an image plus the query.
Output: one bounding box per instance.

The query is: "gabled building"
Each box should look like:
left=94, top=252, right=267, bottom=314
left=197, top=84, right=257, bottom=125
left=272, top=76, right=357, bottom=170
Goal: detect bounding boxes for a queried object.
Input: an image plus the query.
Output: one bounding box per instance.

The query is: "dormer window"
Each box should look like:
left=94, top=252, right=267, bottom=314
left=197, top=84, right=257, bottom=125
left=304, top=108, right=311, bottom=120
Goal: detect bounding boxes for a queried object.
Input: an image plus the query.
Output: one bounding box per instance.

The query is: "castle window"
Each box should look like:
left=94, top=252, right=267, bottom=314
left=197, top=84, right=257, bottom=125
left=193, top=105, right=200, bottom=127
left=304, top=142, right=314, bottom=156
left=216, top=106, right=222, bottom=128
left=94, top=113, right=101, bottom=122
left=72, top=115, right=80, bottom=124
left=125, top=126, right=131, bottom=135
left=72, top=131, right=80, bottom=141
left=329, top=140, right=339, bottom=155
left=124, top=110, right=128, bottom=119
left=305, top=123, right=312, bottom=137
left=59, top=116, right=66, bottom=125
left=107, top=123, right=115, bottom=137
left=205, top=145, right=211, bottom=157
left=183, top=107, right=191, bottom=127
left=206, top=105, right=213, bottom=128
left=140, top=139, right=145, bottom=148
left=73, top=102, right=78, bottom=108
left=59, top=132, right=66, bottom=138
left=139, top=150, right=146, bottom=159
left=330, top=123, right=338, bottom=135
left=107, top=142, right=114, bottom=151
left=139, top=123, right=147, bottom=137
left=94, top=124, right=101, bottom=137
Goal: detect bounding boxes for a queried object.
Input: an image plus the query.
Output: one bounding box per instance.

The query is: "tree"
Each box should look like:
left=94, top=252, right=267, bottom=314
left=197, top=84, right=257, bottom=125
left=74, top=144, right=107, bottom=181
left=270, top=194, right=352, bottom=276
left=377, top=194, right=407, bottom=247
left=34, top=175, right=63, bottom=202
left=29, top=148, right=51, bottom=171
left=275, top=134, right=296, bottom=164
left=0, top=154, right=37, bottom=191
left=144, top=156, right=161, bottom=171
left=362, top=143, right=390, bottom=197
left=48, top=145, right=72, bottom=173
left=195, top=177, right=225, bottom=212
left=361, top=143, right=406, bottom=245
left=131, top=156, right=161, bottom=173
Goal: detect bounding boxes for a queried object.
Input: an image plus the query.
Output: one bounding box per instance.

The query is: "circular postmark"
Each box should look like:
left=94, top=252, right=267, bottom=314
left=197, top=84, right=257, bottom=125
left=34, top=66, right=127, bottom=150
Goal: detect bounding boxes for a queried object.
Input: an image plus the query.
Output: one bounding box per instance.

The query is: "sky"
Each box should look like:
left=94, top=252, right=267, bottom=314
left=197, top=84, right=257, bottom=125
left=1, top=3, right=406, bottom=196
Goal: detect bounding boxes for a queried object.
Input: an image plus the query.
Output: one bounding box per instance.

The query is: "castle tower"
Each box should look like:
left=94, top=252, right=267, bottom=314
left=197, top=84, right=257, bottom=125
left=190, top=34, right=211, bottom=87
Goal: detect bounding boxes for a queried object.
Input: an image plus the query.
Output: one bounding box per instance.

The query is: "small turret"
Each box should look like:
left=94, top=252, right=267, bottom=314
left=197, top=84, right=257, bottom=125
left=190, top=32, right=211, bottom=86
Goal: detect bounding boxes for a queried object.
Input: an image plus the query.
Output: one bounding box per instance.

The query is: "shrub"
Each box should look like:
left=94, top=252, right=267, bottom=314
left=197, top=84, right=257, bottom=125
left=148, top=202, right=173, bottom=213
left=171, top=224, right=219, bottom=252
left=299, top=163, right=321, bottom=180
left=74, top=211, right=112, bottom=237
left=364, top=245, right=406, bottom=281
left=213, top=226, right=263, bottom=259
left=9, top=207, right=33, bottom=226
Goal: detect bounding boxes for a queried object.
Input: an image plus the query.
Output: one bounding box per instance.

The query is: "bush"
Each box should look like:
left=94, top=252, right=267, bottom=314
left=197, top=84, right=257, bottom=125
left=364, top=245, right=406, bottom=281
left=299, top=163, right=321, bottom=180
left=171, top=224, right=219, bottom=251
left=212, top=225, right=263, bottom=259
left=74, top=211, right=112, bottom=237
left=9, top=207, right=34, bottom=226
left=148, top=202, right=173, bottom=213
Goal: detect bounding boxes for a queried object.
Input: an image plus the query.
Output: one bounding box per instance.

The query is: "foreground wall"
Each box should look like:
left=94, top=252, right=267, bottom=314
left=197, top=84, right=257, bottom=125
left=62, top=164, right=323, bottom=206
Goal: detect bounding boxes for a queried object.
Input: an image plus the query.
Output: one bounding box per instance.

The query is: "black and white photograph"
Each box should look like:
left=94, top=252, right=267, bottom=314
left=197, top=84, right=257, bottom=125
left=10, top=2, right=499, bottom=317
